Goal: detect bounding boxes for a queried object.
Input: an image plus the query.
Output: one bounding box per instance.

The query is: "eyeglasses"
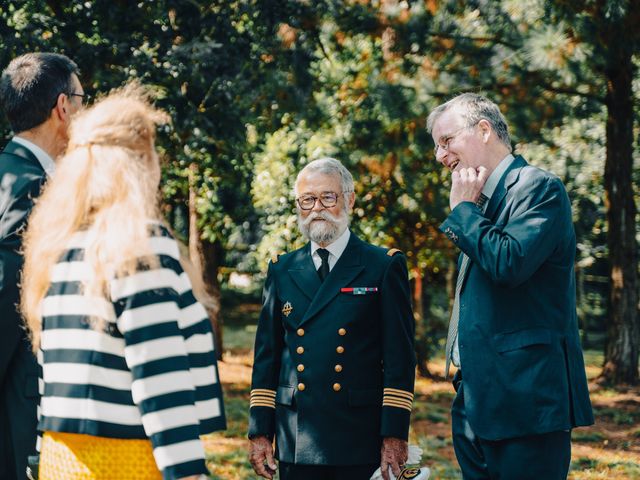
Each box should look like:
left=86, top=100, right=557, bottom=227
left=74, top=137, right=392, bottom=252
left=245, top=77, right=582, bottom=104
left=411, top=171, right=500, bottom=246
left=51, top=91, right=87, bottom=109
left=297, top=192, right=348, bottom=210
left=433, top=122, right=477, bottom=156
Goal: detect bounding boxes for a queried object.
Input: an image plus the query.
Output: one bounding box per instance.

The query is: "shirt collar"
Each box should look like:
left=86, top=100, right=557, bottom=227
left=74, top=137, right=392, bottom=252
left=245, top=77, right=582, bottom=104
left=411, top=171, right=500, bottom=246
left=311, top=227, right=351, bottom=261
left=12, top=135, right=56, bottom=177
left=482, top=153, right=515, bottom=201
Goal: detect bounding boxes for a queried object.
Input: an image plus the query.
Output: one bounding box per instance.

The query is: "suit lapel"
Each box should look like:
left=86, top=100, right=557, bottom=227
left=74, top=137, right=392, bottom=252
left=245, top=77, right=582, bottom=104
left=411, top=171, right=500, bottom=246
left=288, top=245, right=322, bottom=301
left=298, top=234, right=365, bottom=326
left=484, top=155, right=526, bottom=221
left=461, top=156, right=527, bottom=291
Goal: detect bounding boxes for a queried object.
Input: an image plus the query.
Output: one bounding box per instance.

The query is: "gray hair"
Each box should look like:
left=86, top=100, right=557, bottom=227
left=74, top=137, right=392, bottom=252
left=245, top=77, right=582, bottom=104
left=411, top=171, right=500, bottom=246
left=294, top=157, right=355, bottom=196
left=426, top=93, right=512, bottom=150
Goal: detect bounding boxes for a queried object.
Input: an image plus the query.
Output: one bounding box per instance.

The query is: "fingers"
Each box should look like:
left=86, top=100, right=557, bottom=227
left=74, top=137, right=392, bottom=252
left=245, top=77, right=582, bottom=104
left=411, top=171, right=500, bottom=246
left=450, top=166, right=488, bottom=210
left=250, top=455, right=270, bottom=479
left=390, top=459, right=402, bottom=478
left=265, top=445, right=277, bottom=472
left=380, top=458, right=390, bottom=480
left=249, top=438, right=275, bottom=479
left=466, top=167, right=477, bottom=182
left=477, top=165, right=489, bottom=183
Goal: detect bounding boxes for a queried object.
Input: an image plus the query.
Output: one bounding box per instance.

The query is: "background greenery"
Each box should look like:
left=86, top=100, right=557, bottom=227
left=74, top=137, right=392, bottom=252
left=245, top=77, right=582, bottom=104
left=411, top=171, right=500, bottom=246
left=2, top=0, right=637, bottom=381
left=1, top=0, right=639, bottom=477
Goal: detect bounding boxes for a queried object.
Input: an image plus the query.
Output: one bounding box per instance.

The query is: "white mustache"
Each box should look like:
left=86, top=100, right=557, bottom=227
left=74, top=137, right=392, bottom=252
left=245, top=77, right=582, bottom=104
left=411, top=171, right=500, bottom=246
left=302, top=210, right=340, bottom=226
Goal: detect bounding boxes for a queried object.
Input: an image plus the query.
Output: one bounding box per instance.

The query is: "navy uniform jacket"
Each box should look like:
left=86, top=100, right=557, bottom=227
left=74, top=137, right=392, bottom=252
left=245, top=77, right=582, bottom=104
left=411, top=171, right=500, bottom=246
left=440, top=155, right=594, bottom=441
left=249, top=232, right=416, bottom=466
left=0, top=141, right=43, bottom=479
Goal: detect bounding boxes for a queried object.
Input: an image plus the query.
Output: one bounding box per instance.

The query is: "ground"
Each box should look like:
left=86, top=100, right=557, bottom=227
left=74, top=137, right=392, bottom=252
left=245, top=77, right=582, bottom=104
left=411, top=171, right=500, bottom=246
left=202, top=305, right=640, bottom=479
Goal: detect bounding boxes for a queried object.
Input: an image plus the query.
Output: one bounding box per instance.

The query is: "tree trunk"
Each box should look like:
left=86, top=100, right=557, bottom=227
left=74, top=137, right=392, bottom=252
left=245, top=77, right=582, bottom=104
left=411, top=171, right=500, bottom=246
left=599, top=28, right=639, bottom=385
left=413, top=269, right=433, bottom=378
left=188, top=164, right=224, bottom=359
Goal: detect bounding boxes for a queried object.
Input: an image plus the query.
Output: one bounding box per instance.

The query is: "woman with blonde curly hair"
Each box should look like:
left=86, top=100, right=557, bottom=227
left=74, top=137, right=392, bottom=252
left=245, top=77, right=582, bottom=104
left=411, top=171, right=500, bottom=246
left=21, top=84, right=226, bottom=480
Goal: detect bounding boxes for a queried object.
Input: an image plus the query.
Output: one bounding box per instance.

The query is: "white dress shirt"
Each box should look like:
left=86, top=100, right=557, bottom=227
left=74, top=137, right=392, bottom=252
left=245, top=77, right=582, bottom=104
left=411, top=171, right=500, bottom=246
left=310, top=227, right=350, bottom=272
left=12, top=135, right=56, bottom=177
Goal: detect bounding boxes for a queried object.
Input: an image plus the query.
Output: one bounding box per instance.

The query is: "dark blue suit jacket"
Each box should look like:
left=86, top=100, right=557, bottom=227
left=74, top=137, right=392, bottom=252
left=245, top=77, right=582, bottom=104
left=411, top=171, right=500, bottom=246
left=249, top=233, right=416, bottom=465
left=0, top=140, right=43, bottom=479
left=440, top=155, right=594, bottom=441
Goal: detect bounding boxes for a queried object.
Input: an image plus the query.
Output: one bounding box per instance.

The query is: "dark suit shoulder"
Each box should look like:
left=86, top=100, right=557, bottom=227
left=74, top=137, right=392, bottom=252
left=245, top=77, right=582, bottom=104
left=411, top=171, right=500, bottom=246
left=0, top=149, right=46, bottom=199
left=358, top=239, right=402, bottom=262
left=518, top=162, right=564, bottom=187
left=516, top=164, right=568, bottom=203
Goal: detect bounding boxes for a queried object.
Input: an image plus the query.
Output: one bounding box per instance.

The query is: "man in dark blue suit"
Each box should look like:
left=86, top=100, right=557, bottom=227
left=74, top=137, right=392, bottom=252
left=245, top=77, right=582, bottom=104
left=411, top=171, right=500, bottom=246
left=0, top=52, right=82, bottom=479
left=427, top=93, right=594, bottom=479
left=248, top=158, right=416, bottom=480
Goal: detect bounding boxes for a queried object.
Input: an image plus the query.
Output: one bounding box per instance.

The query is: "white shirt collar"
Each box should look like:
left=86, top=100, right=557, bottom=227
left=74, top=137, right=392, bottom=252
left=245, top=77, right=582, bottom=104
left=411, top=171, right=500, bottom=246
left=481, top=153, right=515, bottom=201
left=310, top=228, right=351, bottom=271
left=12, top=135, right=56, bottom=177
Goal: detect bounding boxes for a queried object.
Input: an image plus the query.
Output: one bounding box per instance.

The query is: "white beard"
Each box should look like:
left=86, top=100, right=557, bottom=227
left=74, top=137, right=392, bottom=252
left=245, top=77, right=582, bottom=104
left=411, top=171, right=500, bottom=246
left=297, top=208, right=350, bottom=245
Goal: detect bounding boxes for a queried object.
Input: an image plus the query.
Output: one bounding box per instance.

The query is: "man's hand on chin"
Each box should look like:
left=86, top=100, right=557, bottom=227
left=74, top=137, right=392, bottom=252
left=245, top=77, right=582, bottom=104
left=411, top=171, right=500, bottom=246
left=380, top=437, right=408, bottom=480
left=249, top=436, right=278, bottom=479
left=450, top=166, right=489, bottom=210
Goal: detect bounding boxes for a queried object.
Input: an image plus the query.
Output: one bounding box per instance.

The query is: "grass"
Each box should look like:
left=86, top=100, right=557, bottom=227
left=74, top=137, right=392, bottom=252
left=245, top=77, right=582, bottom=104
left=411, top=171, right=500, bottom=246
left=202, top=301, right=640, bottom=479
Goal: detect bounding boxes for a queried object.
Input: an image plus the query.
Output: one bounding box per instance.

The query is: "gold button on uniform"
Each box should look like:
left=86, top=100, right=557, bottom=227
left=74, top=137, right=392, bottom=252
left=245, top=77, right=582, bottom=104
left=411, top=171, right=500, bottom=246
left=297, top=328, right=305, bottom=337
left=298, top=383, right=306, bottom=391
left=336, top=346, right=344, bottom=354
left=334, top=364, right=343, bottom=373
left=296, top=346, right=304, bottom=354
left=338, top=328, right=346, bottom=336
left=297, top=364, right=305, bottom=372
left=333, top=383, right=341, bottom=392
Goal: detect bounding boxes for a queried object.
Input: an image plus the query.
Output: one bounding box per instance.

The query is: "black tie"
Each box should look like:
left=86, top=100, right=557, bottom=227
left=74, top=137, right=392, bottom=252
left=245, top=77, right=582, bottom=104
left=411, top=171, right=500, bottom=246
left=476, top=193, right=488, bottom=210
left=317, top=248, right=330, bottom=281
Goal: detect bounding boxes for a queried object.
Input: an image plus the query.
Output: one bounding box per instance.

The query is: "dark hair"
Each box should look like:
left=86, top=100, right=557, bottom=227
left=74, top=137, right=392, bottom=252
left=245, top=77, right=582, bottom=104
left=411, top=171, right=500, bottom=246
left=0, top=52, right=79, bottom=133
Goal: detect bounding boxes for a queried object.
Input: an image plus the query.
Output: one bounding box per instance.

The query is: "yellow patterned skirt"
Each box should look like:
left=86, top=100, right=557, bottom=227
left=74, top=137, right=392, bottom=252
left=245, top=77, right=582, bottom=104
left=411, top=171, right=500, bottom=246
left=40, top=431, right=162, bottom=480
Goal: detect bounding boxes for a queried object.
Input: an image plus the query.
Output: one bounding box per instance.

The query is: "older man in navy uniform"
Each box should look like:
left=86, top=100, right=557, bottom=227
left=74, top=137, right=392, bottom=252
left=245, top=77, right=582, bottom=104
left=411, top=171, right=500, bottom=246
left=248, top=158, right=416, bottom=480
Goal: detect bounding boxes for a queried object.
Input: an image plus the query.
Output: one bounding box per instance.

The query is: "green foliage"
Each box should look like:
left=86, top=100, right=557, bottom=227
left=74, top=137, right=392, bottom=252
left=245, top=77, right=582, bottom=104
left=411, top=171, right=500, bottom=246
left=1, top=0, right=638, bottom=368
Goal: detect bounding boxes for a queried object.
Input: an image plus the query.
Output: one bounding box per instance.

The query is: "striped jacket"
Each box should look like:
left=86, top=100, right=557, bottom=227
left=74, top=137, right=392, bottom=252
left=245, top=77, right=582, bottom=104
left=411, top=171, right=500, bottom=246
left=38, top=225, right=226, bottom=479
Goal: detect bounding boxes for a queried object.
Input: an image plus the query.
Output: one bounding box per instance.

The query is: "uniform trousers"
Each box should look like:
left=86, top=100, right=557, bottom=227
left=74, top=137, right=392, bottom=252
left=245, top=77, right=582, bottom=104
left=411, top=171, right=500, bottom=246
left=278, top=462, right=378, bottom=480
left=451, top=371, right=571, bottom=480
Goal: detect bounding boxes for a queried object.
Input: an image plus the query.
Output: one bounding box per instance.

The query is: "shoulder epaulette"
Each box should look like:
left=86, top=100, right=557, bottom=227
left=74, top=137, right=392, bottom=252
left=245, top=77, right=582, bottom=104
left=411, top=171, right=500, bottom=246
left=271, top=252, right=282, bottom=264
left=387, top=248, right=402, bottom=256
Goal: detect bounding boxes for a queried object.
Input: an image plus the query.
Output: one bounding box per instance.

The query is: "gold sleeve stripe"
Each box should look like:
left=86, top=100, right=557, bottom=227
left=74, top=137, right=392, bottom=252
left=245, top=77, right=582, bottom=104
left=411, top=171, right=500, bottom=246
left=383, top=395, right=413, bottom=406
left=383, top=388, right=414, bottom=400
left=387, top=248, right=402, bottom=256
left=383, top=399, right=413, bottom=411
left=250, top=389, right=276, bottom=397
left=250, top=396, right=276, bottom=402
left=249, top=401, right=276, bottom=409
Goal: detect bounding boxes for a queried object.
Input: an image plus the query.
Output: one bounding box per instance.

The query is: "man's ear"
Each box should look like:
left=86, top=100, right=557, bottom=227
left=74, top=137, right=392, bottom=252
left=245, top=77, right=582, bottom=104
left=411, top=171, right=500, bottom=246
left=52, top=93, right=68, bottom=120
left=346, top=191, right=356, bottom=211
left=478, top=119, right=492, bottom=143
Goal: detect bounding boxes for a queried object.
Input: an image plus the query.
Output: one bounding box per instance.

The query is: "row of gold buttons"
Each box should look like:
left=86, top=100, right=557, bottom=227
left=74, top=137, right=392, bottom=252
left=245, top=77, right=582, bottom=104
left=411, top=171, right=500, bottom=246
left=294, top=327, right=347, bottom=392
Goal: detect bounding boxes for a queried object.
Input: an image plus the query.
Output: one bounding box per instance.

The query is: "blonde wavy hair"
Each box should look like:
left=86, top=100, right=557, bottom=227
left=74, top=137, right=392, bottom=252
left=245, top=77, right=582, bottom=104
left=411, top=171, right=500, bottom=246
left=21, top=83, right=171, bottom=351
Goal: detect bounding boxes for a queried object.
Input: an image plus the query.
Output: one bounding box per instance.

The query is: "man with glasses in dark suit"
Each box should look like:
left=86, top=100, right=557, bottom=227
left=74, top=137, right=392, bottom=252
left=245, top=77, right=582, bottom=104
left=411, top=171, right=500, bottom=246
left=0, top=52, right=83, bottom=479
left=248, top=157, right=416, bottom=480
left=428, top=93, right=593, bottom=479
